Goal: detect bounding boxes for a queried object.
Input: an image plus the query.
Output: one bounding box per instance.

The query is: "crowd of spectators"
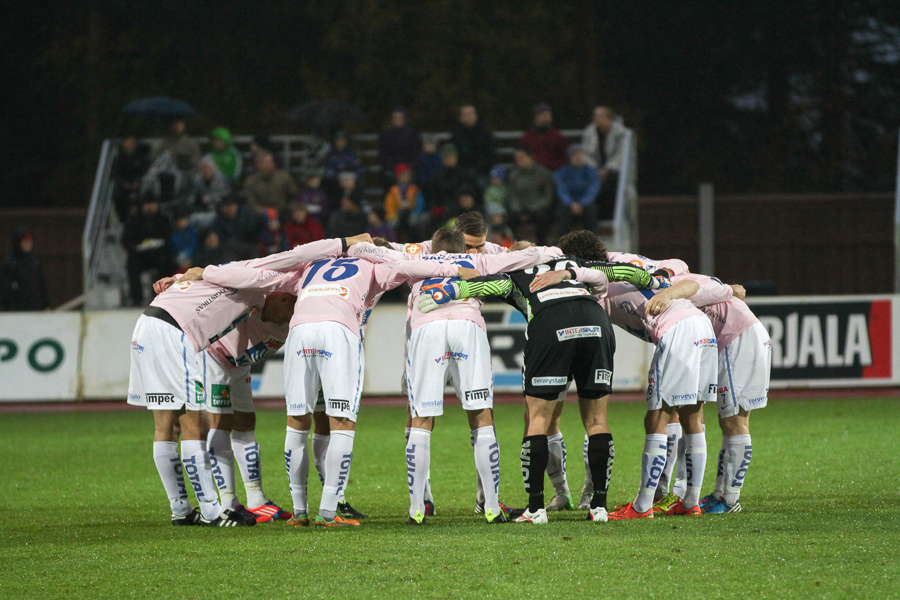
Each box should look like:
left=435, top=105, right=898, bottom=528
left=112, top=105, right=634, bottom=305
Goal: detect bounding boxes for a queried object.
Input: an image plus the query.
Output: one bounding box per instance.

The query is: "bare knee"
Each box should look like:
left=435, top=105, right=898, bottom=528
left=313, top=411, right=330, bottom=435
left=467, top=408, right=493, bottom=431
left=287, top=414, right=312, bottom=431
left=209, top=412, right=233, bottom=431
left=233, top=411, right=255, bottom=432
left=677, top=405, right=703, bottom=434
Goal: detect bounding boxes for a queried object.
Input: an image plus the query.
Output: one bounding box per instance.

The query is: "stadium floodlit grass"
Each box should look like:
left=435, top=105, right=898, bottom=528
left=2, top=397, right=898, bottom=599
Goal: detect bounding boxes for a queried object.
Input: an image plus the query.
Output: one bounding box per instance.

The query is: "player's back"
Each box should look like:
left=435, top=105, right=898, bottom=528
left=607, top=252, right=690, bottom=276
left=206, top=314, right=288, bottom=369
left=408, top=253, right=485, bottom=332
left=150, top=279, right=266, bottom=353
left=602, top=282, right=703, bottom=345
left=290, top=256, right=376, bottom=337
left=673, top=273, right=758, bottom=347
left=505, top=257, right=600, bottom=322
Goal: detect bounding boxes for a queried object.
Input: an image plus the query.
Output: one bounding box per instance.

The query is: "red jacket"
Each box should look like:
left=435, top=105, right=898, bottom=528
left=284, top=217, right=325, bottom=248
left=520, top=127, right=568, bottom=171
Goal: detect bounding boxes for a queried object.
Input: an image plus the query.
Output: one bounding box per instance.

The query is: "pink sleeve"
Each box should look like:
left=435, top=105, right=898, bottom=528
left=203, top=264, right=300, bottom=293
left=372, top=260, right=458, bottom=292
left=484, top=242, right=506, bottom=255
left=239, top=238, right=343, bottom=271
left=680, top=275, right=733, bottom=307
left=348, top=242, right=411, bottom=263
left=477, top=245, right=562, bottom=274
left=570, top=266, right=610, bottom=297
left=658, top=259, right=690, bottom=275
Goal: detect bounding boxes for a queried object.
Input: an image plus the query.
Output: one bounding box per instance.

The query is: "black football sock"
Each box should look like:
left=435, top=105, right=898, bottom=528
left=521, top=435, right=549, bottom=513
left=587, top=433, right=614, bottom=510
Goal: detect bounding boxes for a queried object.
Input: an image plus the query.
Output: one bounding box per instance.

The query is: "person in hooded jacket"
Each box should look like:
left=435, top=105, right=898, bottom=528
left=0, top=228, right=50, bottom=311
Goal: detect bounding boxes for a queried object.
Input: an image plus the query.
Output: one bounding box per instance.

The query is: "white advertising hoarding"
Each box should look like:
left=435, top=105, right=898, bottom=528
left=0, top=312, right=82, bottom=401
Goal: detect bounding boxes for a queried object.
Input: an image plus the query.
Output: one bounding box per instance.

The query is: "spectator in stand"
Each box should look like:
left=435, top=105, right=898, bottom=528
left=242, top=134, right=282, bottom=179
left=323, top=131, right=363, bottom=181
left=519, top=103, right=568, bottom=171
left=326, top=195, right=368, bottom=239
left=508, top=145, right=554, bottom=244
left=483, top=165, right=509, bottom=215
left=554, top=144, right=600, bottom=233
left=331, top=171, right=364, bottom=208
left=416, top=136, right=442, bottom=186
left=446, top=189, right=479, bottom=222
left=211, top=195, right=264, bottom=260
left=194, top=229, right=228, bottom=267
left=170, top=208, right=199, bottom=273
left=209, top=127, right=243, bottom=182
left=298, top=169, right=331, bottom=224
left=283, top=203, right=325, bottom=248
left=378, top=107, right=422, bottom=186
left=450, top=104, right=495, bottom=180
left=580, top=106, right=633, bottom=220
left=152, top=118, right=201, bottom=173
left=242, top=151, right=298, bottom=213
left=426, top=143, right=477, bottom=221
left=111, top=135, right=149, bottom=224
left=0, top=227, right=50, bottom=311
left=366, top=206, right=397, bottom=242
left=258, top=208, right=290, bottom=256
left=384, top=163, right=425, bottom=241
left=485, top=204, right=515, bottom=248
left=123, top=193, right=172, bottom=306
left=191, top=155, right=231, bottom=217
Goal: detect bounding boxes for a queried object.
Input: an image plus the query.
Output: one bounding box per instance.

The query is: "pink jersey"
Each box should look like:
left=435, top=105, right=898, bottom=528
left=354, top=242, right=562, bottom=332
left=673, top=273, right=759, bottom=348
left=204, top=254, right=460, bottom=339
left=390, top=240, right=506, bottom=256
left=150, top=271, right=298, bottom=353
left=607, top=252, right=689, bottom=276
left=206, top=313, right=288, bottom=371
left=592, top=279, right=707, bottom=345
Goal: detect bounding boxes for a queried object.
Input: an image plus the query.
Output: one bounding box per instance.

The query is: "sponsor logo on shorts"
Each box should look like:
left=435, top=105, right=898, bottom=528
left=763, top=340, right=772, bottom=349
left=298, top=349, right=333, bottom=358
left=594, top=369, right=612, bottom=385
left=209, top=384, right=231, bottom=408
left=194, top=382, right=205, bottom=404
left=146, top=393, right=176, bottom=405
left=707, top=384, right=717, bottom=394
left=670, top=392, right=697, bottom=401
left=465, top=388, right=491, bottom=402
left=718, top=385, right=729, bottom=394
left=288, top=403, right=305, bottom=411
left=300, top=284, right=350, bottom=301
left=556, top=326, right=602, bottom=341
left=128, top=393, right=142, bottom=401
left=747, top=396, right=767, bottom=404
left=531, top=376, right=567, bottom=386
left=536, top=288, right=589, bottom=302
left=131, top=341, right=145, bottom=353
left=422, top=400, right=443, bottom=407
left=694, top=337, right=718, bottom=347
left=435, top=351, right=468, bottom=364
left=329, top=399, right=351, bottom=412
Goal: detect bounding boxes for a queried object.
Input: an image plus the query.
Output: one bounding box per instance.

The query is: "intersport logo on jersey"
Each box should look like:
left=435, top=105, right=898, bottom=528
left=752, top=298, right=891, bottom=380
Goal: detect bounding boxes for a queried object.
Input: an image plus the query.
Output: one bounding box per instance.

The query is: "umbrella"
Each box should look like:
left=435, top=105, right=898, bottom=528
left=288, top=99, right=365, bottom=127
left=122, top=97, right=197, bottom=118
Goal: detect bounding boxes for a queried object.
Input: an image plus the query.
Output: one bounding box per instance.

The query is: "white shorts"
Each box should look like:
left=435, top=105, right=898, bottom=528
left=646, top=315, right=718, bottom=411
left=407, top=320, right=493, bottom=418
left=127, top=315, right=206, bottom=411
left=284, top=322, right=363, bottom=421
left=717, top=322, right=771, bottom=418
left=203, top=354, right=253, bottom=414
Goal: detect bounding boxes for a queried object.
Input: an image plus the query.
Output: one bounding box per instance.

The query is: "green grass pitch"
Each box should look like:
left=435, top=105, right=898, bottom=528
left=2, top=397, right=898, bottom=599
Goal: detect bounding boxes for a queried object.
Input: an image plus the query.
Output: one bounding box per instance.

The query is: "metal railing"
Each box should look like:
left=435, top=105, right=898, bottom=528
left=83, top=139, right=116, bottom=297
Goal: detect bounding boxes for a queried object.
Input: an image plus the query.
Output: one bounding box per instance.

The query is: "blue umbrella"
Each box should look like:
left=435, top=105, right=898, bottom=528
left=122, top=97, right=197, bottom=118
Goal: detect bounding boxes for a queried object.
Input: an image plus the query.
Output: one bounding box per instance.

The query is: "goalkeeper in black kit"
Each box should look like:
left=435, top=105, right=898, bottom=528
left=418, top=231, right=668, bottom=524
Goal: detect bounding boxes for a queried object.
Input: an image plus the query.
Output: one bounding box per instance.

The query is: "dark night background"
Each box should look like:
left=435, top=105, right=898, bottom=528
left=3, top=0, right=900, bottom=208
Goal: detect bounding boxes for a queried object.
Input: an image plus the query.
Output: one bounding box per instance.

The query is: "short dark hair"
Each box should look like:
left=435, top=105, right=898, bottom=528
left=557, top=230, right=607, bottom=261
left=372, top=237, right=393, bottom=249
left=431, top=227, right=466, bottom=254
left=453, top=211, right=487, bottom=237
